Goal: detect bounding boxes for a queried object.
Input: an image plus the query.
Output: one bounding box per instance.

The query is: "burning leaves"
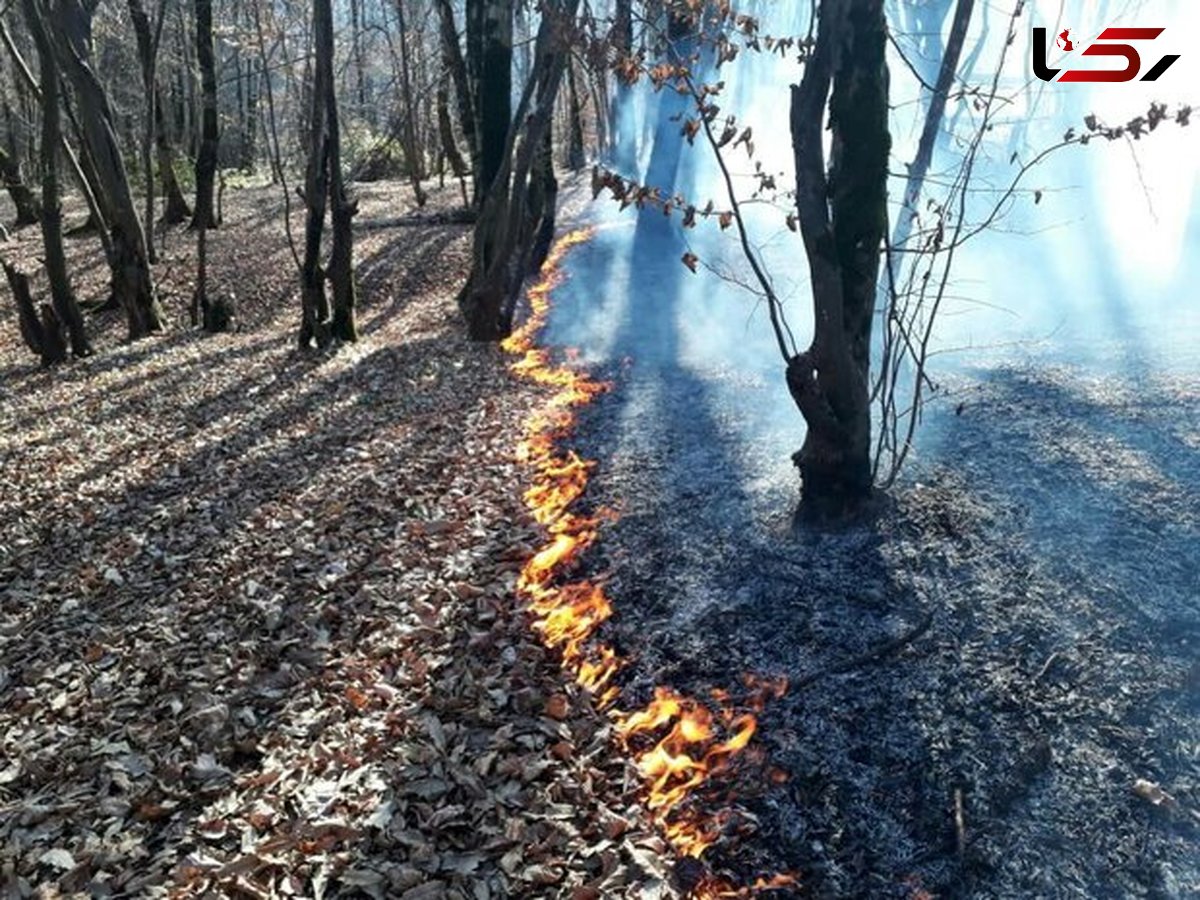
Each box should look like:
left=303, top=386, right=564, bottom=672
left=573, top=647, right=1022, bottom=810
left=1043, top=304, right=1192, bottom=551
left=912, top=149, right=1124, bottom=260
left=504, top=230, right=793, bottom=895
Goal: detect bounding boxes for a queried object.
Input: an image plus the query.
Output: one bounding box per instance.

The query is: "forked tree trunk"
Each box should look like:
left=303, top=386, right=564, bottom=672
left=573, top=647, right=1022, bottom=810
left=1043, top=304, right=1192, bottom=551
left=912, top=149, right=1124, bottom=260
left=299, top=0, right=357, bottom=348
left=462, top=0, right=577, bottom=341
left=50, top=0, right=165, bottom=339
left=435, top=0, right=478, bottom=191
left=3, top=262, right=67, bottom=365
left=788, top=0, right=889, bottom=521
left=26, top=7, right=90, bottom=357
left=191, top=0, right=219, bottom=228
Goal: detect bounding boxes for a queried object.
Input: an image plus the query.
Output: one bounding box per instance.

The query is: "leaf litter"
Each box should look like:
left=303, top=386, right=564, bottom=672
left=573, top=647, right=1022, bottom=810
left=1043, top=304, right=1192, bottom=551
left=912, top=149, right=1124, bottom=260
left=0, top=182, right=675, bottom=898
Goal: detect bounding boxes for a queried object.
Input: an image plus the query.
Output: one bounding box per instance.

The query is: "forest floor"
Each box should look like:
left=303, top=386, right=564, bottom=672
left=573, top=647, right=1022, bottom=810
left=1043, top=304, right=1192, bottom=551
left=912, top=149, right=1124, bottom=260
left=542, top=222, right=1200, bottom=897
left=0, top=182, right=679, bottom=897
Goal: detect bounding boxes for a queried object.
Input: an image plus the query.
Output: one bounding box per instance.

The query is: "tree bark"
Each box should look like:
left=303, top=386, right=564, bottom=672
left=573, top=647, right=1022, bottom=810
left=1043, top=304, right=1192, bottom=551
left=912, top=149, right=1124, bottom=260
left=155, top=95, right=192, bottom=223
left=191, top=0, right=220, bottom=228
left=437, top=80, right=470, bottom=204
left=435, top=0, right=478, bottom=192
left=565, top=60, right=585, bottom=170
left=891, top=0, right=974, bottom=254
left=462, top=0, right=577, bottom=341
left=25, top=2, right=91, bottom=357
left=395, top=0, right=428, bottom=205
left=49, top=0, right=165, bottom=339
left=788, top=0, right=889, bottom=521
left=3, top=262, right=67, bottom=365
left=0, top=145, right=40, bottom=226
left=299, top=0, right=357, bottom=347
left=476, top=0, right=512, bottom=199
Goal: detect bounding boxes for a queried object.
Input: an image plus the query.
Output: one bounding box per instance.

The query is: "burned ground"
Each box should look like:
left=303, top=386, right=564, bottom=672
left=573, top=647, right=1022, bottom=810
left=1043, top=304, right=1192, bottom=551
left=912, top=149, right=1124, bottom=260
left=571, top=346, right=1199, bottom=897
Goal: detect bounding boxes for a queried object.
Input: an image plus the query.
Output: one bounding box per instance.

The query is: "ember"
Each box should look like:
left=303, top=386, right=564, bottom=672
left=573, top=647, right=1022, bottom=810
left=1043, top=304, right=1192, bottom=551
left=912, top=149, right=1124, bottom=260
left=504, top=230, right=793, bottom=895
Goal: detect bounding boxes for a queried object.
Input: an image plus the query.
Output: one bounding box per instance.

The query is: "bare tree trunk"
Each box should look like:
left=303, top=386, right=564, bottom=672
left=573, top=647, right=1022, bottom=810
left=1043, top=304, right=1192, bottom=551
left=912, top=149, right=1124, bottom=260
left=191, top=0, right=219, bottom=228
left=325, top=7, right=357, bottom=341
left=788, top=0, right=889, bottom=521
left=155, top=96, right=192, bottom=223
left=350, top=0, right=367, bottom=109
left=435, top=0, right=477, bottom=190
left=50, top=0, right=165, bottom=339
left=609, top=0, right=633, bottom=168
left=565, top=60, right=585, bottom=171
left=395, top=0, right=428, bottom=206
left=299, top=0, right=356, bottom=347
left=3, top=262, right=67, bottom=365
left=462, top=0, right=577, bottom=341
left=891, top=0, right=974, bottom=254
left=0, top=17, right=112, bottom=258
left=126, top=0, right=169, bottom=260
left=437, top=80, right=469, bottom=205
left=25, top=2, right=91, bottom=357
left=475, top=0, right=511, bottom=199
left=0, top=145, right=40, bottom=227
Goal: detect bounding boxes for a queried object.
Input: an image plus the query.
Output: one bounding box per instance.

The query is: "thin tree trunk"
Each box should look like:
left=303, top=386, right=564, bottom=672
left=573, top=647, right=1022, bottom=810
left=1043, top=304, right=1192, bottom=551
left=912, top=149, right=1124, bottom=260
left=27, top=9, right=91, bottom=357
left=395, top=0, right=428, bottom=206
left=565, top=60, right=585, bottom=171
left=191, top=0, right=219, bottom=228
left=437, top=80, right=469, bottom=205
left=435, top=0, right=478, bottom=189
left=155, top=95, right=192, bottom=223
left=0, top=16, right=112, bottom=257
left=891, top=0, right=975, bottom=254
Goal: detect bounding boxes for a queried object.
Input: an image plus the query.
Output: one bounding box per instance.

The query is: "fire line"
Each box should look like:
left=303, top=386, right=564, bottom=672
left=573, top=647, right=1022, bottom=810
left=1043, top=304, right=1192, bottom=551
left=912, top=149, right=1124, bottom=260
left=502, top=229, right=796, bottom=897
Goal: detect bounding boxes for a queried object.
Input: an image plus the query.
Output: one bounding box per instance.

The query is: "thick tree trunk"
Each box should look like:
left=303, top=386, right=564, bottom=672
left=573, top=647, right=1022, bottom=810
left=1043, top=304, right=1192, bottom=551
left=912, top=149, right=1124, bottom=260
left=476, top=0, right=512, bottom=199
left=462, top=0, right=577, bottom=341
left=789, top=0, right=889, bottom=521
left=191, top=0, right=219, bottom=228
left=0, top=145, right=40, bottom=226
left=27, top=10, right=90, bottom=357
left=50, top=0, right=165, bottom=339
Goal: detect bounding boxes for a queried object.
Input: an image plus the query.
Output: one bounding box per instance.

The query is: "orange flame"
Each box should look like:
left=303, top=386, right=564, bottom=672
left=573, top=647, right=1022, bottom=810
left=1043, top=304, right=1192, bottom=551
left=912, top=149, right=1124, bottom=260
left=504, top=229, right=793, bottom=895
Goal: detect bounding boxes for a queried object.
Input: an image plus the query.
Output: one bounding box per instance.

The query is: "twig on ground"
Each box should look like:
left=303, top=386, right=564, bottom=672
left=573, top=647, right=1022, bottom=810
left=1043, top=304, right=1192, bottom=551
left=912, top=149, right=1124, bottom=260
left=791, top=609, right=935, bottom=691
